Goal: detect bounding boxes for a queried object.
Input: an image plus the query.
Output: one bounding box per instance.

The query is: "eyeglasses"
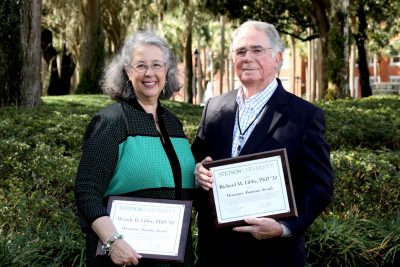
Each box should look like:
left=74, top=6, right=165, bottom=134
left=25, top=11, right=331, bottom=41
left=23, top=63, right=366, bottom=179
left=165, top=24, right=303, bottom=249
left=130, top=62, right=166, bottom=73
left=232, top=47, right=272, bottom=58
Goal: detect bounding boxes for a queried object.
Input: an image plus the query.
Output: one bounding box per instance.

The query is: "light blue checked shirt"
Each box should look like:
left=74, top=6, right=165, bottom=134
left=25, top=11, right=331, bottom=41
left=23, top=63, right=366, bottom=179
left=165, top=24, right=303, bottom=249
left=231, top=79, right=278, bottom=157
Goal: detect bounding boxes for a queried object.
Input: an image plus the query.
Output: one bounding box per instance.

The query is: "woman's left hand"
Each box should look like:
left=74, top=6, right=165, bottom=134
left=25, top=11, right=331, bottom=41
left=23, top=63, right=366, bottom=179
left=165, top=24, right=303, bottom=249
left=109, top=239, right=142, bottom=266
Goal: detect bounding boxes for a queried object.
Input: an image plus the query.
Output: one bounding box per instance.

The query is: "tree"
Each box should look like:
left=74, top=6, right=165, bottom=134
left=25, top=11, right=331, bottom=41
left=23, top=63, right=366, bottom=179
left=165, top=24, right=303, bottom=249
left=327, top=0, right=350, bottom=98
left=162, top=0, right=211, bottom=104
left=219, top=15, right=226, bottom=95
left=101, top=0, right=149, bottom=54
left=353, top=1, right=372, bottom=97
left=76, top=0, right=104, bottom=94
left=41, top=29, right=76, bottom=95
left=203, top=0, right=333, bottom=99
left=310, top=0, right=330, bottom=99
left=102, top=0, right=130, bottom=53
left=0, top=0, right=42, bottom=108
left=182, top=0, right=195, bottom=103
left=350, top=0, right=400, bottom=97
left=42, top=0, right=80, bottom=91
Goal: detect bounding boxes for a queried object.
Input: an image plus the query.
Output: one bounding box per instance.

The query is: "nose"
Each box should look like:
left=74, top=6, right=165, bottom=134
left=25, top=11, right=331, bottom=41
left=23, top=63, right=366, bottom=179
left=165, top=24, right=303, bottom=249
left=242, top=52, right=254, bottom=62
left=144, top=67, right=155, bottom=75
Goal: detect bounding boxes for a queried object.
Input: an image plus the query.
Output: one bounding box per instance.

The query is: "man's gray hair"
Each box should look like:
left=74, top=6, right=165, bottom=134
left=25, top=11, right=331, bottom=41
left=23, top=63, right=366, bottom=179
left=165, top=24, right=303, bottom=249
left=231, top=20, right=285, bottom=71
left=101, top=31, right=180, bottom=101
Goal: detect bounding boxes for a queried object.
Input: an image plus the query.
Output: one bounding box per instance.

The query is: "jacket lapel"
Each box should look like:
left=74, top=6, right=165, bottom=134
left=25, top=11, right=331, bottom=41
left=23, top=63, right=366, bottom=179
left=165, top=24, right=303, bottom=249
left=239, top=82, right=289, bottom=155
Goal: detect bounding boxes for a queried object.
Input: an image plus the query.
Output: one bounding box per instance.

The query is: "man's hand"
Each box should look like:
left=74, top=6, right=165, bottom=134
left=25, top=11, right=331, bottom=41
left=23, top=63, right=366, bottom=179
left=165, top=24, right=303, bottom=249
left=194, top=156, right=213, bottom=190
left=232, top=217, right=283, bottom=240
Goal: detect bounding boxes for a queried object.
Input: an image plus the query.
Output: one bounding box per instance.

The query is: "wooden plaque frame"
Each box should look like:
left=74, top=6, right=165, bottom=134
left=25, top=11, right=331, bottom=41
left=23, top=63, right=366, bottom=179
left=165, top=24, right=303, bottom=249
left=204, top=148, right=297, bottom=228
left=96, top=196, right=192, bottom=263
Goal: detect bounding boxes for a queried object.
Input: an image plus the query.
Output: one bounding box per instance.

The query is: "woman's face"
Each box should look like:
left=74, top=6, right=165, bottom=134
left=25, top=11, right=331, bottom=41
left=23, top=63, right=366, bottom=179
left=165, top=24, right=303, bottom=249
left=126, top=44, right=167, bottom=103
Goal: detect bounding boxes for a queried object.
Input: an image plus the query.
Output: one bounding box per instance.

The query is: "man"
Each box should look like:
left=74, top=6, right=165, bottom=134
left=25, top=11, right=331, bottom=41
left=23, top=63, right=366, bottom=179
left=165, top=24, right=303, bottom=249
left=191, top=20, right=334, bottom=267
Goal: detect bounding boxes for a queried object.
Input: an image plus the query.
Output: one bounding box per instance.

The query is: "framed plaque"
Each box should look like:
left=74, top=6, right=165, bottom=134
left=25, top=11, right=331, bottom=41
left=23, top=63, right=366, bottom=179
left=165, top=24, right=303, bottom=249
left=204, top=148, right=297, bottom=228
left=96, top=196, right=192, bottom=263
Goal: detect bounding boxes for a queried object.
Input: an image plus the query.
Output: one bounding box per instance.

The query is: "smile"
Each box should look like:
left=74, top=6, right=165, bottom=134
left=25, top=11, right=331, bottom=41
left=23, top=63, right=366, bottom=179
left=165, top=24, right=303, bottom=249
left=143, top=81, right=157, bottom=87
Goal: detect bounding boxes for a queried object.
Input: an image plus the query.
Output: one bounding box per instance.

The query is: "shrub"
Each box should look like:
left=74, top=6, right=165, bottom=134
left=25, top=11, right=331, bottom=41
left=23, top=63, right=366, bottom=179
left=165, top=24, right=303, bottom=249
left=306, top=213, right=400, bottom=267
left=0, top=95, right=202, bottom=266
left=330, top=148, right=400, bottom=217
left=318, top=95, right=400, bottom=150
left=0, top=94, right=399, bottom=266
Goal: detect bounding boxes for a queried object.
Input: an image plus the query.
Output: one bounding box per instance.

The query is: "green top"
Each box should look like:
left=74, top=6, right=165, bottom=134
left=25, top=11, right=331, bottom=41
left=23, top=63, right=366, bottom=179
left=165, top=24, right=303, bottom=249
left=106, top=135, right=195, bottom=195
left=74, top=98, right=195, bottom=230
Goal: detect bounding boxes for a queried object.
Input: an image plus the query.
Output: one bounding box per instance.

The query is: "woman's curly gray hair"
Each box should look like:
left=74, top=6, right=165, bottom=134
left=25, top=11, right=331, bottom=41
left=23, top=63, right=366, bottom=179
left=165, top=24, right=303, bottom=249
left=101, top=32, right=180, bottom=101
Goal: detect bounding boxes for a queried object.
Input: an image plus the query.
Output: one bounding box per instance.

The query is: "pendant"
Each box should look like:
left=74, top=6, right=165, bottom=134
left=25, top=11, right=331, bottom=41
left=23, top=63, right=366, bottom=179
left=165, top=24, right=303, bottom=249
left=237, top=135, right=244, bottom=153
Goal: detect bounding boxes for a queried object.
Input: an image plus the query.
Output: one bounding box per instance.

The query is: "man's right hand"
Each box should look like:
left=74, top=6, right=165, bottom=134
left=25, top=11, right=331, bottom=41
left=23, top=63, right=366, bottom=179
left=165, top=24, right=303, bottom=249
left=194, top=156, right=214, bottom=191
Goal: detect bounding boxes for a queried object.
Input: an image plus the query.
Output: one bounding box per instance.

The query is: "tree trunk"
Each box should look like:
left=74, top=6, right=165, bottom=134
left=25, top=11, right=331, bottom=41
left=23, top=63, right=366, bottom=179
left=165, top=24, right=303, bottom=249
left=219, top=15, right=225, bottom=95
left=59, top=45, right=76, bottom=95
left=328, top=1, right=350, bottom=98
left=290, top=36, right=296, bottom=95
left=354, top=2, right=372, bottom=97
left=315, top=38, right=323, bottom=100
left=203, top=47, right=207, bottom=90
left=185, top=27, right=193, bottom=104
left=341, top=0, right=350, bottom=97
left=184, top=23, right=193, bottom=104
left=183, top=0, right=193, bottom=103
left=311, top=0, right=329, bottom=99
left=77, top=0, right=104, bottom=94
left=306, top=28, right=314, bottom=101
left=349, top=44, right=356, bottom=97
left=0, top=0, right=42, bottom=108
left=372, top=53, right=377, bottom=83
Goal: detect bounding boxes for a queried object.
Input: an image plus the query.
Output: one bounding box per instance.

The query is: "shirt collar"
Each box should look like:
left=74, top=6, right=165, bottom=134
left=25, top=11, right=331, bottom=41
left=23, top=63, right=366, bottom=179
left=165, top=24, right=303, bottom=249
left=236, top=78, right=278, bottom=108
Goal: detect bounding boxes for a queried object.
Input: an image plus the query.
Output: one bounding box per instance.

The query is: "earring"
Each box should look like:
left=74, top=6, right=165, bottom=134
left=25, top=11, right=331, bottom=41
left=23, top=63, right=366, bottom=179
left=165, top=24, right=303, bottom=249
left=163, top=80, right=167, bottom=96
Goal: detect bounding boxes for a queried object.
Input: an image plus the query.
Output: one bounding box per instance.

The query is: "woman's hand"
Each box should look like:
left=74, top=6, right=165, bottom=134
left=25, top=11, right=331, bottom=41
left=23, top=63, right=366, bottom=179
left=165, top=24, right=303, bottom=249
left=194, top=156, right=213, bottom=191
left=109, top=239, right=142, bottom=266
left=92, top=216, right=142, bottom=265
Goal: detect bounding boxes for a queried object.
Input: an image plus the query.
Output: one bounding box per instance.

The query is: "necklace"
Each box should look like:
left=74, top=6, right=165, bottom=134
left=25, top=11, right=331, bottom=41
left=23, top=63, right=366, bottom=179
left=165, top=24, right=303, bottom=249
left=236, top=101, right=268, bottom=153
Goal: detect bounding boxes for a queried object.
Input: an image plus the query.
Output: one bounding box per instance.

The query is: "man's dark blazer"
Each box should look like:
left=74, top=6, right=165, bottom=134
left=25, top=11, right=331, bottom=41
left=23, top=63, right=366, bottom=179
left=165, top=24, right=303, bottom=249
left=191, top=78, right=334, bottom=267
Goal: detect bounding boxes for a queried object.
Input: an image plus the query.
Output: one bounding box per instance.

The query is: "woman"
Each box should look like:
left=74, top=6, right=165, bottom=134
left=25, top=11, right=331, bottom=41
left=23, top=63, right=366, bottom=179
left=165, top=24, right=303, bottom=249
left=74, top=32, right=196, bottom=267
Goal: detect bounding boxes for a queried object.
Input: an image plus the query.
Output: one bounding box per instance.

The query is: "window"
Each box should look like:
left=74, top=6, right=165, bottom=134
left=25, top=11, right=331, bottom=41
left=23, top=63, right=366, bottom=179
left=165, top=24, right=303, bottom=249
left=389, top=76, right=400, bottom=83
left=368, top=56, right=375, bottom=66
left=390, top=55, right=400, bottom=65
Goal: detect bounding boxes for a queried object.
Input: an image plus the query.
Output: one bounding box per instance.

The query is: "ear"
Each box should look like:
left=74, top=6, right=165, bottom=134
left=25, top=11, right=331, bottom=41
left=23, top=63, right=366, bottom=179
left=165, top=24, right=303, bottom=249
left=231, top=53, right=236, bottom=64
left=274, top=51, right=283, bottom=66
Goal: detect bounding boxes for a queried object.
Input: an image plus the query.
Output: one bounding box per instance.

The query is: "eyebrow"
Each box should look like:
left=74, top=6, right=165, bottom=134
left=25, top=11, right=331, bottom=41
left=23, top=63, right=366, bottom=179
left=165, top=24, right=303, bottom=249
left=133, top=60, right=164, bottom=64
left=234, top=45, right=265, bottom=50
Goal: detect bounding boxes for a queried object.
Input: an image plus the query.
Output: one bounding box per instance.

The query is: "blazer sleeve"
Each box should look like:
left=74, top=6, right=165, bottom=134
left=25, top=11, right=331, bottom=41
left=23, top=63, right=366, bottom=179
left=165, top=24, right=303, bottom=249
left=74, top=112, right=124, bottom=232
left=282, top=107, right=334, bottom=236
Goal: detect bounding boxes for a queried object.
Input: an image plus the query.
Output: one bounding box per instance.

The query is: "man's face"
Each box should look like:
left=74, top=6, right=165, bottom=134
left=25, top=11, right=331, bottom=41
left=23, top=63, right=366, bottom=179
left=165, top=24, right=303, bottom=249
left=231, top=26, right=282, bottom=91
